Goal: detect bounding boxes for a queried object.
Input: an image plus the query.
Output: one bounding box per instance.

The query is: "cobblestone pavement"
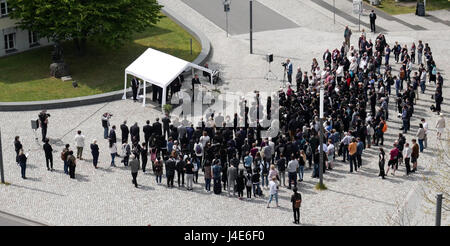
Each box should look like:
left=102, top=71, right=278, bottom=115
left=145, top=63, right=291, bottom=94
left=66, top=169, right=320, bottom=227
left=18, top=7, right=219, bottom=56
left=0, top=1, right=448, bottom=225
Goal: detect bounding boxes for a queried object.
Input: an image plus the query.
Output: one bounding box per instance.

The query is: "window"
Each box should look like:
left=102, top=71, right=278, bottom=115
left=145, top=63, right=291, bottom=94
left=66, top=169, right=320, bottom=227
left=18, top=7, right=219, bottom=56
left=28, top=30, right=39, bottom=46
left=0, top=0, right=8, bottom=17
left=4, top=33, right=15, bottom=51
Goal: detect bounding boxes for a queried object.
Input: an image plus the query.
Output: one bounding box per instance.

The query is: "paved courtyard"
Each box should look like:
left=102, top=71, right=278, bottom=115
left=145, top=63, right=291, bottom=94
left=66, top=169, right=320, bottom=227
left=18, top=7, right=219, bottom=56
left=0, top=0, right=449, bottom=225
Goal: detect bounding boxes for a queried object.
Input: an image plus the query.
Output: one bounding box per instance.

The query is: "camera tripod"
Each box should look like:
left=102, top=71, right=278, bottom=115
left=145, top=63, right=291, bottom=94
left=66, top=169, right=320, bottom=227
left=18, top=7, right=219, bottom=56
left=264, top=61, right=278, bottom=80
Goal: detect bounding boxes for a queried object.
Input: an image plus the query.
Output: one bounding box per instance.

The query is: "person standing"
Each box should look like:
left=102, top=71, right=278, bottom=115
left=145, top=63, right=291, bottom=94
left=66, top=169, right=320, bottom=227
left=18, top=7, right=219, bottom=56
left=38, top=110, right=49, bottom=142
left=344, top=25, right=352, bottom=48
left=291, top=187, right=302, bottom=224
left=61, top=144, right=70, bottom=174
left=67, top=151, right=76, bottom=179
left=212, top=159, right=222, bottom=194
left=411, top=139, right=419, bottom=173
left=276, top=154, right=286, bottom=186
left=403, top=143, right=412, bottom=175
left=165, top=155, right=176, bottom=188
left=131, top=76, right=139, bottom=102
left=14, top=136, right=22, bottom=164
left=175, top=154, right=185, bottom=187
left=143, top=120, right=153, bottom=148
left=90, top=139, right=99, bottom=169
left=43, top=138, right=53, bottom=171
left=348, top=138, right=358, bottom=173
left=369, top=10, right=377, bottom=33
left=416, top=124, right=425, bottom=153
left=267, top=177, right=279, bottom=208
left=141, top=142, right=148, bottom=173
left=109, top=140, right=117, bottom=167
left=154, top=157, right=163, bottom=184
left=203, top=160, right=212, bottom=192
left=184, top=158, right=194, bottom=191
left=286, top=59, right=293, bottom=83
left=356, top=138, right=364, bottom=168
left=191, top=74, right=201, bottom=101
left=130, top=122, right=140, bottom=145
left=435, top=113, right=445, bottom=140
left=236, top=169, right=246, bottom=200
left=245, top=172, right=253, bottom=200
left=129, top=155, right=140, bottom=188
left=120, top=121, right=129, bottom=144
left=287, top=154, right=299, bottom=189
left=421, top=118, right=429, bottom=149
left=17, top=149, right=27, bottom=179
left=102, top=113, right=111, bottom=139
left=109, top=125, right=117, bottom=145
left=227, top=163, right=238, bottom=196
left=74, top=130, right=85, bottom=160
left=121, top=141, right=131, bottom=166
left=162, top=114, right=171, bottom=140
left=378, top=147, right=386, bottom=179
left=417, top=40, right=424, bottom=65
left=386, top=143, right=399, bottom=176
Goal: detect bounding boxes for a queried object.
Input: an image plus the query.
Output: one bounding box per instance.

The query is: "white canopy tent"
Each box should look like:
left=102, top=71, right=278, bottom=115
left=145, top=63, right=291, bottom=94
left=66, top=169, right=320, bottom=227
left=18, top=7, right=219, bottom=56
left=123, top=48, right=213, bottom=108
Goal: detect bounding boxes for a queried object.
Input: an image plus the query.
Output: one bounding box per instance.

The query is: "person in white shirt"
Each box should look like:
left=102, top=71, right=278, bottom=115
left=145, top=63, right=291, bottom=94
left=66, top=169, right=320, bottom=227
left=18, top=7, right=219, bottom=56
left=199, top=131, right=210, bottom=148
left=421, top=118, right=428, bottom=149
left=326, top=139, right=335, bottom=170
left=267, top=177, right=279, bottom=208
left=109, top=141, right=117, bottom=167
left=287, top=155, right=299, bottom=189
left=435, top=113, right=446, bottom=140
left=74, top=130, right=85, bottom=160
left=403, top=143, right=412, bottom=175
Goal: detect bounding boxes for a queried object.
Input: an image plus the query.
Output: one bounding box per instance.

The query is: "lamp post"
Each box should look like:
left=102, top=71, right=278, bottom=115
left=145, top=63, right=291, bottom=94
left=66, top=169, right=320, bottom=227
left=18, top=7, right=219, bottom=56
left=224, top=0, right=230, bottom=37
left=333, top=0, right=336, bottom=25
left=0, top=128, right=5, bottom=184
left=250, top=0, right=253, bottom=54
left=318, top=81, right=325, bottom=188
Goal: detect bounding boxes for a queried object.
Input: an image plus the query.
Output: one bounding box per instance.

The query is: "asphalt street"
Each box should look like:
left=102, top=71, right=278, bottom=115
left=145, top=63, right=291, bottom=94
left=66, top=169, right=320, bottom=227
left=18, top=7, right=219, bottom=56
left=181, top=0, right=298, bottom=35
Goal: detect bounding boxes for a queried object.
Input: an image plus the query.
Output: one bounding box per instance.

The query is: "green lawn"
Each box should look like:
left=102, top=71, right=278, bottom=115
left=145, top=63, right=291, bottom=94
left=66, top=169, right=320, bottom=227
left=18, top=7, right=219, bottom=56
left=0, top=15, right=201, bottom=102
left=365, top=0, right=450, bottom=15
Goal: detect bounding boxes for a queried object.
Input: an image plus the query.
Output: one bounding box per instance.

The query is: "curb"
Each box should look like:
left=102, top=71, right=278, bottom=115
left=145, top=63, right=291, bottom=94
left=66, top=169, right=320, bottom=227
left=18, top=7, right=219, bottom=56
left=0, top=7, right=212, bottom=112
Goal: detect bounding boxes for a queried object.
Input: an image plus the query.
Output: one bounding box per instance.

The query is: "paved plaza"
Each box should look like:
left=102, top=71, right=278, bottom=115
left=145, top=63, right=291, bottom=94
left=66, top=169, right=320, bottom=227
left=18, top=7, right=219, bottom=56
left=0, top=0, right=449, bottom=225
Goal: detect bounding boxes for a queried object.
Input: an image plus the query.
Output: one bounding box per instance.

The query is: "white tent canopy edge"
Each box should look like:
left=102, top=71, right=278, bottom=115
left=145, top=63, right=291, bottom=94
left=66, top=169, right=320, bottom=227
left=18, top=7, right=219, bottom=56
left=123, top=48, right=213, bottom=108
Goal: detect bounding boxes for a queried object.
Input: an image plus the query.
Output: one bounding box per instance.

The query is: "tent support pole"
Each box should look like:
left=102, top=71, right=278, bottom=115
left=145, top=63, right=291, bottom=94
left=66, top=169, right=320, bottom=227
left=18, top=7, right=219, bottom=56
left=142, top=81, right=146, bottom=107
left=162, top=87, right=167, bottom=110
left=123, top=73, right=127, bottom=99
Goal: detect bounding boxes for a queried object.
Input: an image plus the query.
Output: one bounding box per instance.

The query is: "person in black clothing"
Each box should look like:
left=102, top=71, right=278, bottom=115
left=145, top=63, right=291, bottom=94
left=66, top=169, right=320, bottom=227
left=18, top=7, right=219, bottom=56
left=162, top=114, right=171, bottom=140
left=14, top=136, right=22, bottom=164
left=143, top=120, right=153, bottom=149
left=109, top=125, right=117, bottom=145
left=191, top=74, right=201, bottom=101
left=91, top=139, right=99, bottom=169
left=291, top=187, right=302, bottom=224
left=17, top=149, right=27, bottom=179
left=176, top=154, right=186, bottom=187
left=131, top=76, right=139, bottom=102
left=152, top=118, right=163, bottom=137
left=120, top=121, right=129, bottom=144
left=165, top=156, right=176, bottom=188
left=141, top=142, right=148, bottom=173
left=236, top=169, right=246, bottom=200
left=38, top=110, right=50, bottom=142
left=378, top=147, right=386, bottom=179
left=369, top=10, right=377, bottom=33
left=130, top=122, right=140, bottom=144
left=43, top=138, right=53, bottom=171
left=276, top=154, right=287, bottom=186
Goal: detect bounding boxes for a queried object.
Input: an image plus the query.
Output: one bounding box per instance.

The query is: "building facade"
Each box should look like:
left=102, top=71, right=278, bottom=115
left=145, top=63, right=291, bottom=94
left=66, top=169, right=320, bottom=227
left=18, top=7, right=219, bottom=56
left=0, top=0, right=52, bottom=57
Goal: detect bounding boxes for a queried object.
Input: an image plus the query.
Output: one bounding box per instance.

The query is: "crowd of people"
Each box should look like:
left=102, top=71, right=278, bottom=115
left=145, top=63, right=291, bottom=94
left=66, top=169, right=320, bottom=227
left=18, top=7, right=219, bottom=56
left=12, top=28, right=445, bottom=225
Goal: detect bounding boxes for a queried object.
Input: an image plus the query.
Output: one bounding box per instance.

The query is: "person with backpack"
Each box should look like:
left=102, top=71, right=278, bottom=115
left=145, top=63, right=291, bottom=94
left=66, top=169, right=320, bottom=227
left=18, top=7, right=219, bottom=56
left=291, top=187, right=302, bottom=224
left=43, top=138, right=53, bottom=171
left=194, top=141, right=203, bottom=166
left=276, top=154, right=286, bottom=186
left=61, top=144, right=70, bottom=174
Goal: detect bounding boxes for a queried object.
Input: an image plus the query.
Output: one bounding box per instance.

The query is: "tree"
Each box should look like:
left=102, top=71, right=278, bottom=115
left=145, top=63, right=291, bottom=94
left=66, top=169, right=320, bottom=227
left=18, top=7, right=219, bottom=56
left=8, top=0, right=163, bottom=54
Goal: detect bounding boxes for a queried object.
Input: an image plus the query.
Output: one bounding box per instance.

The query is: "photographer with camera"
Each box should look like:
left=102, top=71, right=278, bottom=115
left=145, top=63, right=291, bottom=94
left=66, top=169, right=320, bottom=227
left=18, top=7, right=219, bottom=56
left=102, top=112, right=112, bottom=139
left=38, top=110, right=50, bottom=142
left=282, top=59, right=293, bottom=83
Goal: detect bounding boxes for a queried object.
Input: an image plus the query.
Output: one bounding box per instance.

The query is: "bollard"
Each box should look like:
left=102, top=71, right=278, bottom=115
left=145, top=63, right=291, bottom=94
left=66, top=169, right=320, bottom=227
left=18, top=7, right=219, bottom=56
left=435, top=193, right=443, bottom=226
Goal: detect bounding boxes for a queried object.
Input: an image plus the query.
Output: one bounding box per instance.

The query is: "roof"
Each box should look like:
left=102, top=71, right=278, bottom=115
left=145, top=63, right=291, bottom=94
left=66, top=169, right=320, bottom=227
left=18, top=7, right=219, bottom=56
left=125, top=48, right=211, bottom=89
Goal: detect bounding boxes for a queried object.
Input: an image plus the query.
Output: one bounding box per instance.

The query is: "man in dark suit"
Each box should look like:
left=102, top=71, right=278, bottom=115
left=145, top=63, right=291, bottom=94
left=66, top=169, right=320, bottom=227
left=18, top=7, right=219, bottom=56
left=162, top=114, right=171, bottom=139
left=143, top=120, right=153, bottom=148
left=109, top=125, right=117, bottom=144
left=120, top=121, right=129, bottom=144
left=152, top=118, right=163, bottom=137
left=369, top=10, right=377, bottom=33
left=295, top=67, right=302, bottom=92
left=131, top=76, right=139, bottom=102
left=130, top=122, right=140, bottom=144
left=191, top=74, right=201, bottom=101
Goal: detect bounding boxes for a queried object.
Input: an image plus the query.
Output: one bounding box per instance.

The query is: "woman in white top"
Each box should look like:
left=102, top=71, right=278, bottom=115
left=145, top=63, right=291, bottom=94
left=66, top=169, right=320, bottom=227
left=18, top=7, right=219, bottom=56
left=109, top=141, right=117, bottom=167
left=436, top=114, right=446, bottom=139
left=326, top=139, right=335, bottom=170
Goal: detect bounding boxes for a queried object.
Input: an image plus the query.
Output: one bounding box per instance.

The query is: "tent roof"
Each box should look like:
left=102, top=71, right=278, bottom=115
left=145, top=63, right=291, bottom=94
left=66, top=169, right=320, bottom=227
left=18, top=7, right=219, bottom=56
left=125, top=48, right=211, bottom=88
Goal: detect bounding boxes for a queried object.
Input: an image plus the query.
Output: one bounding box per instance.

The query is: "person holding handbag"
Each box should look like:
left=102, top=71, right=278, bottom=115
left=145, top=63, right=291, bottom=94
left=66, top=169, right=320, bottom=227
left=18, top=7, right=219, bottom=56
left=291, top=187, right=302, bottom=224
